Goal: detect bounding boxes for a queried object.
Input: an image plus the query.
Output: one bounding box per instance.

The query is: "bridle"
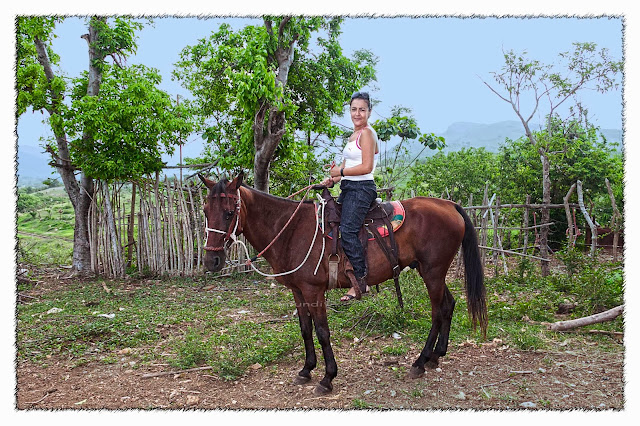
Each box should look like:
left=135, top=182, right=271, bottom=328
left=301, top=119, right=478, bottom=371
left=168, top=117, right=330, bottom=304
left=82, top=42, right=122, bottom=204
left=204, top=189, right=242, bottom=252
left=202, top=182, right=326, bottom=278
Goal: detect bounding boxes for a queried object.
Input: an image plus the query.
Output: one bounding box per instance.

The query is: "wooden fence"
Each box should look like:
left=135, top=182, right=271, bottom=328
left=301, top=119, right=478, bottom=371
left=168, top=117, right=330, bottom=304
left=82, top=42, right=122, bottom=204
left=88, top=173, right=256, bottom=278
left=88, top=176, right=622, bottom=279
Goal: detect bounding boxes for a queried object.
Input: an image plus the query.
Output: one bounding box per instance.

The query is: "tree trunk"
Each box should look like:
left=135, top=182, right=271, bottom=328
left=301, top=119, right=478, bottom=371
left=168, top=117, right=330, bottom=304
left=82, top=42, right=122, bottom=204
left=126, top=182, right=137, bottom=268
left=577, top=180, right=597, bottom=256
left=252, top=20, right=297, bottom=193
left=71, top=174, right=94, bottom=272
left=33, top=33, right=96, bottom=274
left=563, top=183, right=577, bottom=248
left=539, top=150, right=551, bottom=276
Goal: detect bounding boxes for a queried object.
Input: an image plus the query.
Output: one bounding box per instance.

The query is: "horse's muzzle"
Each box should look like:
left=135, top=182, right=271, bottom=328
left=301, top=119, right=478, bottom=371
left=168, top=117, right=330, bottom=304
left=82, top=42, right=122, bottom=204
left=204, top=250, right=225, bottom=272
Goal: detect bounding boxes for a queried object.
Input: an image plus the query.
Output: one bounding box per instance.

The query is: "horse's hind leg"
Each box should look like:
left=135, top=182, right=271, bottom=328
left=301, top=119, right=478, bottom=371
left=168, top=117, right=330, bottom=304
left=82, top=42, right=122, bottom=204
left=428, top=286, right=456, bottom=368
left=301, top=287, right=338, bottom=395
left=291, top=288, right=316, bottom=384
left=409, top=264, right=455, bottom=379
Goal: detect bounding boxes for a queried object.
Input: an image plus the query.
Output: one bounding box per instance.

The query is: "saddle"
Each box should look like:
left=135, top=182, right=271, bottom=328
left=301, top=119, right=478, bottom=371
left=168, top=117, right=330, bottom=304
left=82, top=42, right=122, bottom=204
left=315, top=186, right=405, bottom=308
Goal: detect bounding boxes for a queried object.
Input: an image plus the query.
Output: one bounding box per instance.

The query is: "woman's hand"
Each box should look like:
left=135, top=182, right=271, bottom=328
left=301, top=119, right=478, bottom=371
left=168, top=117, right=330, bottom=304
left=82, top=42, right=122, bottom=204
left=321, top=176, right=338, bottom=187
left=329, top=165, right=341, bottom=178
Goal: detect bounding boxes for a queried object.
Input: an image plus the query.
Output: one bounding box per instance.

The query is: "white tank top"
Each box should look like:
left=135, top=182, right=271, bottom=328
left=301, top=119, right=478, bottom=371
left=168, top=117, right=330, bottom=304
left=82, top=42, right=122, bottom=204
left=342, top=126, right=378, bottom=182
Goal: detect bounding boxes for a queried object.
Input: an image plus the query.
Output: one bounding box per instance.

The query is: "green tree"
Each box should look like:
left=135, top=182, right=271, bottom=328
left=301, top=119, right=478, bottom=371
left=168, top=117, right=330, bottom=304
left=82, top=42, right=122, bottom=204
left=66, top=64, right=192, bottom=180
left=372, top=106, right=445, bottom=194
left=16, top=16, right=193, bottom=274
left=497, top=121, right=623, bottom=239
left=409, top=147, right=498, bottom=202
left=482, top=42, right=622, bottom=275
left=173, top=17, right=377, bottom=193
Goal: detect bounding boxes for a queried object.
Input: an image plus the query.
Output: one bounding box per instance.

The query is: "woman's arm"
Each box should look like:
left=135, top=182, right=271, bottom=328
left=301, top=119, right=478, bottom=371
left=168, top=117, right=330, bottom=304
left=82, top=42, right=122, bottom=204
left=330, top=129, right=376, bottom=177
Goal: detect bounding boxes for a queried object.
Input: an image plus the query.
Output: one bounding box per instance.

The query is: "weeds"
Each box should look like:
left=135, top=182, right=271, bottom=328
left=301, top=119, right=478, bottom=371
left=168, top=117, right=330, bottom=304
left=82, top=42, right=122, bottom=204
left=16, top=249, right=624, bottom=380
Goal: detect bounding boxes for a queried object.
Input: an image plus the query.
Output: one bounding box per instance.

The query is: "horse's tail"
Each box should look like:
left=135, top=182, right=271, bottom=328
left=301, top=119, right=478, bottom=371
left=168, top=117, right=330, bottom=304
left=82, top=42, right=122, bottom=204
left=454, top=203, right=488, bottom=337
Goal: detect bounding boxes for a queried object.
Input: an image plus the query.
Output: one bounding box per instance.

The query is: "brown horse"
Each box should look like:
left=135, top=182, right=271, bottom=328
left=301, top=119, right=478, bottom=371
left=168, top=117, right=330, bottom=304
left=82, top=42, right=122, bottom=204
left=199, top=172, right=487, bottom=395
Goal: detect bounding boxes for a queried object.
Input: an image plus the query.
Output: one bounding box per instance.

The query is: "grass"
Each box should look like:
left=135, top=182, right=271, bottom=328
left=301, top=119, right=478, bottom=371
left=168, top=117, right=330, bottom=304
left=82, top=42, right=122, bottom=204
left=17, top=187, right=75, bottom=266
left=16, top=251, right=624, bottom=381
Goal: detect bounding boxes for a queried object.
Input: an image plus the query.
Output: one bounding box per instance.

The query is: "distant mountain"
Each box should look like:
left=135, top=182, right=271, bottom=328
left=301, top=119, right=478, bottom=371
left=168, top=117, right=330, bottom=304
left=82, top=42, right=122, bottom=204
left=16, top=144, right=59, bottom=187
left=436, top=121, right=527, bottom=154
left=428, top=121, right=623, bottom=156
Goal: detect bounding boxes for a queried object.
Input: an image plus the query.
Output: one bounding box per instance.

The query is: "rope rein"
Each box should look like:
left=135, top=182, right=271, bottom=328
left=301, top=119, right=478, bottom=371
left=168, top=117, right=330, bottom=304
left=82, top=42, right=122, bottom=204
left=204, top=185, right=328, bottom=278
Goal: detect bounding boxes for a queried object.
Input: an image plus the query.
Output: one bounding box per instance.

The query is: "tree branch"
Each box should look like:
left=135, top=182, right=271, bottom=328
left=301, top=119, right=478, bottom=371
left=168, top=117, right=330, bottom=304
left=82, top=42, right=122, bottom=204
left=278, top=17, right=291, bottom=39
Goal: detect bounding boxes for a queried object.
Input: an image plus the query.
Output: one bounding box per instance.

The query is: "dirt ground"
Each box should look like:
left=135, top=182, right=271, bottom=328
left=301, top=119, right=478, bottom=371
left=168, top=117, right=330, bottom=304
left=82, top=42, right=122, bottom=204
left=16, top=335, right=624, bottom=411
left=15, top=261, right=625, bottom=412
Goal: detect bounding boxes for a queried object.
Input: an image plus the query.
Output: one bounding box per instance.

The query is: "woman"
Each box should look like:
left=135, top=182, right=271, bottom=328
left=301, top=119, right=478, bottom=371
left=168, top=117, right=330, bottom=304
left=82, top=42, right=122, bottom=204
left=323, top=92, right=379, bottom=301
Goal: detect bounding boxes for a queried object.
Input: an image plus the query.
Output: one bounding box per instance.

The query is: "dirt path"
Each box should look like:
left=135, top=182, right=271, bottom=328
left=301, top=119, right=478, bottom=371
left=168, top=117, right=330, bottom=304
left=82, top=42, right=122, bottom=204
left=16, top=338, right=623, bottom=410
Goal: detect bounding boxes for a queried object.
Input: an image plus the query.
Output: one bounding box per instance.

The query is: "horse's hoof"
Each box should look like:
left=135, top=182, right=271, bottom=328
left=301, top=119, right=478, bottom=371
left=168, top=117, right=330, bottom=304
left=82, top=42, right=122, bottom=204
left=408, top=366, right=425, bottom=379
left=313, top=383, right=332, bottom=396
left=293, top=374, right=311, bottom=385
left=426, top=359, right=439, bottom=369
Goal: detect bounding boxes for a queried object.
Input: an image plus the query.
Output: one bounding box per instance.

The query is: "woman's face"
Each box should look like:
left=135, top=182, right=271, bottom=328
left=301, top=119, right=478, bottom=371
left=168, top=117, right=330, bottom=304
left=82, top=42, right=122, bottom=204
left=350, top=98, right=370, bottom=128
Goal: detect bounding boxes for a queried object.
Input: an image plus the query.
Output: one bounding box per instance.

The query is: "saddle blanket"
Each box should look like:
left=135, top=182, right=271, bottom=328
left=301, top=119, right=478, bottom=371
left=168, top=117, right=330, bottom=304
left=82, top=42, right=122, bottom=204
left=317, top=200, right=405, bottom=240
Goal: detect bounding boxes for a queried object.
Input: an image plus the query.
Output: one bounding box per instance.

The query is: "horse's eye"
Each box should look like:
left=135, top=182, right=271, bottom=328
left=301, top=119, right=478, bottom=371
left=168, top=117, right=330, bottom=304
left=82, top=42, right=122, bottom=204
left=225, top=211, right=234, bottom=220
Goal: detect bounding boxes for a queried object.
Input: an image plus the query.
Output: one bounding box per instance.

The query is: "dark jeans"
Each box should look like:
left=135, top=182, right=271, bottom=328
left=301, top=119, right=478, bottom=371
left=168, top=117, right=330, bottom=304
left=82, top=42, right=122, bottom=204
left=337, top=179, right=377, bottom=279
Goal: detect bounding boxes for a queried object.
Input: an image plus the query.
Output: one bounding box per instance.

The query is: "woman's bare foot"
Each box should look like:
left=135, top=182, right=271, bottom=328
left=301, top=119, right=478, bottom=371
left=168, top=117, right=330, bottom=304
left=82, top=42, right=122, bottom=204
left=340, top=286, right=370, bottom=302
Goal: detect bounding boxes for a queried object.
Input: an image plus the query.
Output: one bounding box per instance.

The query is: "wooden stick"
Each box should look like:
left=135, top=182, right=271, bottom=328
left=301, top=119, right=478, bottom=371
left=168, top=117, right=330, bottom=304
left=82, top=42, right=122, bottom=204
left=548, top=305, right=624, bottom=331
left=577, top=180, right=597, bottom=256
left=563, top=183, right=577, bottom=248
left=25, top=388, right=57, bottom=405
left=477, top=246, right=549, bottom=262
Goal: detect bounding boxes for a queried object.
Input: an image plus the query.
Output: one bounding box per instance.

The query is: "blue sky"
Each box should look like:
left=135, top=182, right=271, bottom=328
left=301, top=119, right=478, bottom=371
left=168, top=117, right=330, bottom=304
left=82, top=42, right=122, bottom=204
left=15, top=16, right=624, bottom=166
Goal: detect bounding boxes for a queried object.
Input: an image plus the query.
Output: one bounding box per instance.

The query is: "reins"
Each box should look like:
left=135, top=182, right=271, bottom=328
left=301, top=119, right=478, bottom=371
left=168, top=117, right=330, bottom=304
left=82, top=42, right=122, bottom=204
left=205, top=183, right=328, bottom=278
left=251, top=184, right=314, bottom=262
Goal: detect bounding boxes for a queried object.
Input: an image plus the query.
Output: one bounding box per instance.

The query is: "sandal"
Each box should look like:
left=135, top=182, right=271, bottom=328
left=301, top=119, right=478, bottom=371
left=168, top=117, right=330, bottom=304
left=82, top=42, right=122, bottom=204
left=340, top=286, right=370, bottom=302
left=340, top=294, right=356, bottom=302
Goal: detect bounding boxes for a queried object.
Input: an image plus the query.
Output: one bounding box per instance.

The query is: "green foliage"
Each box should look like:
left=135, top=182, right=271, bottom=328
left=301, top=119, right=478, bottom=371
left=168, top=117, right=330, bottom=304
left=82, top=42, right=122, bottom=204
left=173, top=17, right=377, bottom=188
left=172, top=328, right=211, bottom=369
left=372, top=106, right=445, bottom=192
left=552, top=248, right=623, bottom=315
left=17, top=191, right=42, bottom=214
left=67, top=64, right=194, bottom=180
left=89, top=17, right=144, bottom=70
left=15, top=16, right=65, bottom=116
left=409, top=147, right=497, bottom=200
left=498, top=120, right=623, bottom=220
left=17, top=17, right=193, bottom=183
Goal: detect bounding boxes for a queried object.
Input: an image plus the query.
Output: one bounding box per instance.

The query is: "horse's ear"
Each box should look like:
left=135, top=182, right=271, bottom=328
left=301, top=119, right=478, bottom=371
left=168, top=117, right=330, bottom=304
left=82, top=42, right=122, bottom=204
left=198, top=173, right=215, bottom=188
left=232, top=171, right=244, bottom=190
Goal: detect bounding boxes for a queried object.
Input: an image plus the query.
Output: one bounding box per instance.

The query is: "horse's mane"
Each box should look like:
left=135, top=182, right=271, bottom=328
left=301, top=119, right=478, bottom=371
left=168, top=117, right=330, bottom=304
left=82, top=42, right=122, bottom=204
left=240, top=183, right=316, bottom=205
left=207, top=179, right=315, bottom=205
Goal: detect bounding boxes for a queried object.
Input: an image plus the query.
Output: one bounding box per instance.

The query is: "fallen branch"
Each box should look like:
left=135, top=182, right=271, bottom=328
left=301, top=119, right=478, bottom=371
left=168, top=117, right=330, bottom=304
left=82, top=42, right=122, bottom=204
left=547, top=305, right=624, bottom=331
left=141, top=365, right=214, bottom=378
left=25, top=388, right=57, bottom=406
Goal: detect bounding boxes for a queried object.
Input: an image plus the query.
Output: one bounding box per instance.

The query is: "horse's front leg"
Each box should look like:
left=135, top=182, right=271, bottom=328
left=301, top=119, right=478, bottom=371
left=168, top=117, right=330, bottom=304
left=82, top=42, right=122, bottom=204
left=304, top=288, right=337, bottom=395
left=291, top=288, right=316, bottom=384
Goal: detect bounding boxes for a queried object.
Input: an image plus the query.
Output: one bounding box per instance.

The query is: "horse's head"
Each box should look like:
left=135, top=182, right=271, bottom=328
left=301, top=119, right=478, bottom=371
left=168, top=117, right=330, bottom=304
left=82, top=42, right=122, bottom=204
left=199, top=172, right=244, bottom=272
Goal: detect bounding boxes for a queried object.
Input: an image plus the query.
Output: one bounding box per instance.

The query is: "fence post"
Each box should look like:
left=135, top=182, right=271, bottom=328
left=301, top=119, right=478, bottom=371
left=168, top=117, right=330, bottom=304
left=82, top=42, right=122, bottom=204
left=492, top=196, right=499, bottom=277
left=480, top=184, right=489, bottom=268
left=577, top=180, right=597, bottom=257
left=522, top=195, right=530, bottom=254
left=563, top=183, right=577, bottom=248
left=605, top=178, right=622, bottom=261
